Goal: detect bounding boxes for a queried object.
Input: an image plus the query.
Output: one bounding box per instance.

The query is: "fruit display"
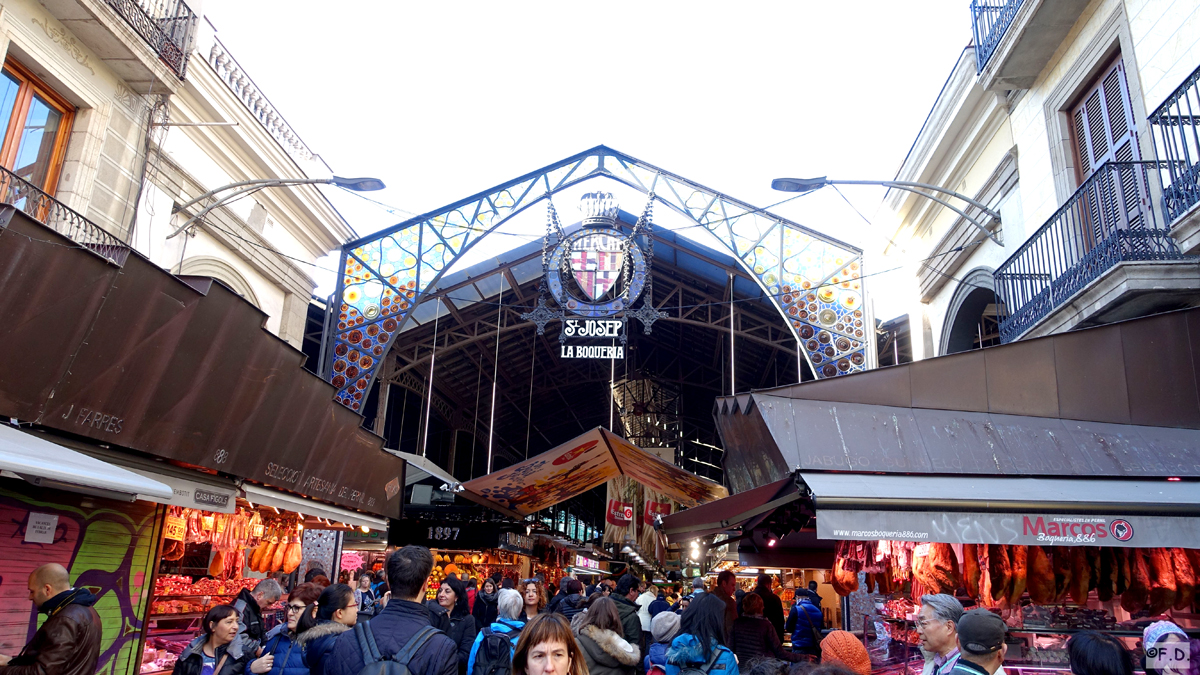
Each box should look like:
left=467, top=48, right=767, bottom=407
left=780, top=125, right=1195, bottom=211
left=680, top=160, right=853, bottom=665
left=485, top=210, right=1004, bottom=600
left=425, top=549, right=523, bottom=598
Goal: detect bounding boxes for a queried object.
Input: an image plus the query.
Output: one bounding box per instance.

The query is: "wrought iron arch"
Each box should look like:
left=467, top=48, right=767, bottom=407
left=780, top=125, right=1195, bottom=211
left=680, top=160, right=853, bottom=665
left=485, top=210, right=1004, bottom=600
left=327, top=146, right=870, bottom=411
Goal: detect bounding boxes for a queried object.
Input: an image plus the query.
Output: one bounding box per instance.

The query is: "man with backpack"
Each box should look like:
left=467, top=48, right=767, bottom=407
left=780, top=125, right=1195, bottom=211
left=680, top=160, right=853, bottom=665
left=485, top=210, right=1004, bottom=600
left=324, top=545, right=458, bottom=675
left=466, top=588, right=525, bottom=675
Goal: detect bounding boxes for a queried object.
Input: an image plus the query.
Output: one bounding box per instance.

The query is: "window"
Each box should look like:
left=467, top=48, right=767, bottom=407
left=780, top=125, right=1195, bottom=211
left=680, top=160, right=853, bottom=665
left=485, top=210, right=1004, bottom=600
left=1071, top=56, right=1139, bottom=182
left=0, top=59, right=74, bottom=195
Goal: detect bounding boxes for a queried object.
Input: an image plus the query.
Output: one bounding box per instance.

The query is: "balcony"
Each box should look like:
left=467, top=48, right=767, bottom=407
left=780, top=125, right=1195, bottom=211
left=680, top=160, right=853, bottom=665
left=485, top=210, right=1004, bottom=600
left=971, top=0, right=1090, bottom=91
left=994, top=162, right=1200, bottom=343
left=0, top=163, right=129, bottom=266
left=40, top=0, right=196, bottom=90
left=1149, top=63, right=1200, bottom=253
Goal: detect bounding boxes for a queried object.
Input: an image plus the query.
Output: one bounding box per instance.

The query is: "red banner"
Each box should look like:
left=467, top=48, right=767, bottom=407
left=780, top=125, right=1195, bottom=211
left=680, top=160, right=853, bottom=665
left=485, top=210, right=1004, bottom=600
left=644, top=501, right=671, bottom=524
left=607, top=499, right=633, bottom=525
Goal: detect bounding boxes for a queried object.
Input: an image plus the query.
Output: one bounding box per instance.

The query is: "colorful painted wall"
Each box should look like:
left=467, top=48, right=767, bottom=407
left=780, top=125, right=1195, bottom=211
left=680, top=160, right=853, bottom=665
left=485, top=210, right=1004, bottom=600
left=0, top=478, right=163, bottom=675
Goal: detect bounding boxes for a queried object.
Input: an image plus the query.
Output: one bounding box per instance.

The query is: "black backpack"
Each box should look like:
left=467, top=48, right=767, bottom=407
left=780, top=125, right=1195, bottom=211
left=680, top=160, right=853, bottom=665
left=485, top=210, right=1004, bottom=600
left=471, top=626, right=521, bottom=675
left=355, top=622, right=442, bottom=675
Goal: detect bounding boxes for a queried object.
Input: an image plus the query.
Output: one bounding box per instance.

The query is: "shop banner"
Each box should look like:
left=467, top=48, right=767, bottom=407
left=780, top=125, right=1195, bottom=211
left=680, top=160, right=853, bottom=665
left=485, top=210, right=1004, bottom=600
left=607, top=499, right=634, bottom=525
left=816, top=509, right=1200, bottom=548
left=644, top=500, right=671, bottom=525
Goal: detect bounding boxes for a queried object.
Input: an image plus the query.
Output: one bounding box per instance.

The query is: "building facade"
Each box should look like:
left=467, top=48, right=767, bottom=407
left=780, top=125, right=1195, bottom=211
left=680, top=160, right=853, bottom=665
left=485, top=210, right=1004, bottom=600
left=880, top=0, right=1200, bottom=358
left=0, top=0, right=349, bottom=350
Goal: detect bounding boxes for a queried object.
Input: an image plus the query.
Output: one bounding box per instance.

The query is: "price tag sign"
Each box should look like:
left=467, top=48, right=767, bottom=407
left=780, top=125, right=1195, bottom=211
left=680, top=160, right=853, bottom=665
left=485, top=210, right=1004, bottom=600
left=25, top=513, right=58, bottom=544
left=913, top=543, right=931, bottom=557
left=250, top=523, right=264, bottom=538
left=164, top=515, right=186, bottom=541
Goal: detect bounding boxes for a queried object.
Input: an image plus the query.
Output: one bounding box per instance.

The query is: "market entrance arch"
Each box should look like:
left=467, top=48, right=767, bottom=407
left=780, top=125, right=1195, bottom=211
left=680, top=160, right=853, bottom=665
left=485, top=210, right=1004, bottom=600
left=325, top=146, right=871, bottom=412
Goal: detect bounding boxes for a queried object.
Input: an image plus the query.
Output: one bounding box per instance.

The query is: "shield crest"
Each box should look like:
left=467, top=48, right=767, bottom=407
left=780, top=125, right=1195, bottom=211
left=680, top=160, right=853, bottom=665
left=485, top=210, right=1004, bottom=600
left=570, top=234, right=624, bottom=300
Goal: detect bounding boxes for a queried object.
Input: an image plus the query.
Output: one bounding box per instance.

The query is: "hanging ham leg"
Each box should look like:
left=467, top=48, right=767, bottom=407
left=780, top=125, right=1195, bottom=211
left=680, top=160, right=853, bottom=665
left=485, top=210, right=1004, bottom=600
left=1028, top=546, right=1056, bottom=605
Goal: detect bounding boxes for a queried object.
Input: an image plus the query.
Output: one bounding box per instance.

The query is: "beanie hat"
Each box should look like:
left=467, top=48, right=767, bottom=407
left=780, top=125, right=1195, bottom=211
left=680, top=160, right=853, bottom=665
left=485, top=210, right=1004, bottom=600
left=651, top=610, right=681, bottom=643
left=1144, top=621, right=1189, bottom=650
left=821, top=630, right=871, bottom=675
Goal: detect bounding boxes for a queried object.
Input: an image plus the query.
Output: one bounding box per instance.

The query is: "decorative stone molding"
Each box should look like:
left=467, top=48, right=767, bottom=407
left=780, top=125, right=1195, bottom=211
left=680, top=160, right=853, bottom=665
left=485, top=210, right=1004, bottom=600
left=32, top=18, right=95, bottom=75
left=206, top=39, right=315, bottom=162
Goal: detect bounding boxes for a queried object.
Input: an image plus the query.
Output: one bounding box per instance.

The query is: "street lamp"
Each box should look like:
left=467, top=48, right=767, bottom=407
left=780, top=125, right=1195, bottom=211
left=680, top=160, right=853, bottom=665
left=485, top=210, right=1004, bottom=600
left=771, top=176, right=1003, bottom=246
left=166, top=175, right=386, bottom=239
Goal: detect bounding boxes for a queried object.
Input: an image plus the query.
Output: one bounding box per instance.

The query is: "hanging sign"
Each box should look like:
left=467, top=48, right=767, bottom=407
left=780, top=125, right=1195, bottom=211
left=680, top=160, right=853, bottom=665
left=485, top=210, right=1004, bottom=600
left=560, top=319, right=625, bottom=359
left=25, top=513, right=58, bottom=544
left=644, top=501, right=671, bottom=525
left=607, top=499, right=634, bottom=525
left=341, top=551, right=365, bottom=571
left=164, top=515, right=187, bottom=541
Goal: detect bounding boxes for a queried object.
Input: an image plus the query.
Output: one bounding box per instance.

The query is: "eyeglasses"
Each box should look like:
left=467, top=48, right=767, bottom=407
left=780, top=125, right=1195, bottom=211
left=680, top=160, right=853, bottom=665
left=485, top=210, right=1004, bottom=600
left=917, top=618, right=943, bottom=629
left=286, top=605, right=307, bottom=614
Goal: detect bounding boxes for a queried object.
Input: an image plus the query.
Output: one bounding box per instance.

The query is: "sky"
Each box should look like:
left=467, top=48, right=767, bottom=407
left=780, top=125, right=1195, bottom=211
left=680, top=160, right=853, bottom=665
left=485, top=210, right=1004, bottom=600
left=201, top=1, right=974, bottom=318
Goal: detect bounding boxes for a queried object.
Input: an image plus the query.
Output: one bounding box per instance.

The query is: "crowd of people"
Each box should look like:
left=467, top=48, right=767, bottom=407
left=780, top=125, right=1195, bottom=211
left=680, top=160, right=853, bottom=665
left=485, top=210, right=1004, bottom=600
left=4, top=557, right=1196, bottom=675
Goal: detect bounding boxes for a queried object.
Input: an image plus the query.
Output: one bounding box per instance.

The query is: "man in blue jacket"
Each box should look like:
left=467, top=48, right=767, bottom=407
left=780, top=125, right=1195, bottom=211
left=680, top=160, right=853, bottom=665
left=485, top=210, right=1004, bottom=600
left=324, top=545, right=458, bottom=675
left=784, top=593, right=825, bottom=656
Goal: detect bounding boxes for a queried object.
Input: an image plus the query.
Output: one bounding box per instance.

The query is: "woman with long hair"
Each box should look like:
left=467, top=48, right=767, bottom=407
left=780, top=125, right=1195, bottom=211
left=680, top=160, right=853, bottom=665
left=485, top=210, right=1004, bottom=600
left=432, top=575, right=479, bottom=675
left=173, top=605, right=251, bottom=675
left=251, top=583, right=322, bottom=675
left=512, top=613, right=588, bottom=675
left=666, top=592, right=739, bottom=675
left=296, top=584, right=357, bottom=675
left=472, top=577, right=501, bottom=627
left=576, top=596, right=640, bottom=675
left=521, top=579, right=547, bottom=621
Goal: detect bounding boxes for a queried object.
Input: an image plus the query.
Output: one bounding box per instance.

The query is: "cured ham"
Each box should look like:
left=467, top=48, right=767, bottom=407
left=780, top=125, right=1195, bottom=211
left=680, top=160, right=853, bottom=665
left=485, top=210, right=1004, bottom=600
left=270, top=535, right=289, bottom=572
left=1053, top=547, right=1073, bottom=602
left=832, top=556, right=859, bottom=596
left=283, top=539, right=303, bottom=574
left=1070, top=547, right=1090, bottom=605
left=988, top=545, right=1012, bottom=604
left=1172, top=548, right=1196, bottom=610
left=1009, top=546, right=1028, bottom=604
left=1097, top=548, right=1116, bottom=602
left=1147, top=548, right=1177, bottom=614
left=1027, top=546, right=1056, bottom=605
left=1122, top=549, right=1150, bottom=613
left=963, top=544, right=981, bottom=600
left=208, top=550, right=225, bottom=577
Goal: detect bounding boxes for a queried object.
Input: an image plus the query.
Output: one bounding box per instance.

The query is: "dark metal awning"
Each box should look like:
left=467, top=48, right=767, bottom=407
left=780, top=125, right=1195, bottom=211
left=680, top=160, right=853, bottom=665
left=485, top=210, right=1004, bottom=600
left=715, top=308, right=1200, bottom=495
left=661, top=476, right=798, bottom=542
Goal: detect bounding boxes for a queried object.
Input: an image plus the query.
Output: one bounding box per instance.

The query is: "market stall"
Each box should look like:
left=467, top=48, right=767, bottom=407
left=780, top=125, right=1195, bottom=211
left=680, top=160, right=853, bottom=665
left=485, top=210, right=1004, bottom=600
left=142, top=489, right=389, bottom=674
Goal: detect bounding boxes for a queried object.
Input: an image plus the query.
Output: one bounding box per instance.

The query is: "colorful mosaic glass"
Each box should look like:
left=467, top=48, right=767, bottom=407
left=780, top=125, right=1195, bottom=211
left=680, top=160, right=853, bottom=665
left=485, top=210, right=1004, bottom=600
left=330, top=146, right=867, bottom=411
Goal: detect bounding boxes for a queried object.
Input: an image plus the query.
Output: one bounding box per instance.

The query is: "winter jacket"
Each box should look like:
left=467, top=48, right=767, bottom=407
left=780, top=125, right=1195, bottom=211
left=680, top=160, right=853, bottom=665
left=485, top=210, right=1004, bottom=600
left=664, top=634, right=738, bottom=675
left=731, top=616, right=803, bottom=664
left=577, top=625, right=640, bottom=675
left=643, top=642, right=669, bottom=672
left=785, top=598, right=824, bottom=651
left=172, top=634, right=249, bottom=675
left=570, top=609, right=589, bottom=635
left=466, top=617, right=525, bottom=674
left=636, top=591, right=657, bottom=632
left=546, top=589, right=568, bottom=614
left=428, top=603, right=478, bottom=675
left=467, top=588, right=476, bottom=613
left=752, top=585, right=786, bottom=641
left=471, top=590, right=499, bottom=627
left=711, top=587, right=738, bottom=643
left=257, top=625, right=307, bottom=675
left=648, top=596, right=672, bottom=618
left=298, top=621, right=349, bottom=675
left=613, top=595, right=644, bottom=648
left=560, top=594, right=586, bottom=623
left=324, top=599, right=457, bottom=675
left=1, top=587, right=102, bottom=675
left=234, top=588, right=266, bottom=657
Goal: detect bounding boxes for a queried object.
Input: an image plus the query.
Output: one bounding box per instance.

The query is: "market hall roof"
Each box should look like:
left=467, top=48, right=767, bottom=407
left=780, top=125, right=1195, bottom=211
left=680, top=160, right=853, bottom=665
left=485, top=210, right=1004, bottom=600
left=715, top=307, right=1200, bottom=495
left=0, top=206, right=404, bottom=517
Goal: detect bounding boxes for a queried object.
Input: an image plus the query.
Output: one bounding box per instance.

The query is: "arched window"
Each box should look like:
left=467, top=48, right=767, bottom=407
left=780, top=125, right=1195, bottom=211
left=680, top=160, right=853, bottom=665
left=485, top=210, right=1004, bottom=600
left=941, top=268, right=1006, bottom=355
left=178, top=256, right=260, bottom=308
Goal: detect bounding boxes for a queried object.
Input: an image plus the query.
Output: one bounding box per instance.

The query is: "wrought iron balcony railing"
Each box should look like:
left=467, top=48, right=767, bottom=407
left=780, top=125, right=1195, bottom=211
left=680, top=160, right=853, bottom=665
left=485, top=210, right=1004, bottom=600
left=972, top=0, right=1024, bottom=72
left=105, top=0, right=197, bottom=79
left=994, top=161, right=1185, bottom=342
left=0, top=164, right=129, bottom=266
left=1149, top=63, right=1200, bottom=223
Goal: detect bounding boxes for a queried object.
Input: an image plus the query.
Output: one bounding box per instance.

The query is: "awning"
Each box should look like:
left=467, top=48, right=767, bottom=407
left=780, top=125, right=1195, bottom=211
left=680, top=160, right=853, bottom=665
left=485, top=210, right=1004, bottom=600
left=51, top=437, right=239, bottom=513
left=0, top=425, right=172, bottom=501
left=243, top=484, right=388, bottom=531
left=661, top=476, right=798, bottom=542
left=715, top=308, right=1200, bottom=495
left=462, top=428, right=727, bottom=516
left=393, top=450, right=458, bottom=489
left=804, top=472, right=1200, bottom=548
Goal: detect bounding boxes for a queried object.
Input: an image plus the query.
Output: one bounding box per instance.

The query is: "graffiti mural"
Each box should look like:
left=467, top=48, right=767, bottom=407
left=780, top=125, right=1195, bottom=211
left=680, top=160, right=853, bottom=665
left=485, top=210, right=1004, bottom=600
left=0, top=480, right=162, bottom=675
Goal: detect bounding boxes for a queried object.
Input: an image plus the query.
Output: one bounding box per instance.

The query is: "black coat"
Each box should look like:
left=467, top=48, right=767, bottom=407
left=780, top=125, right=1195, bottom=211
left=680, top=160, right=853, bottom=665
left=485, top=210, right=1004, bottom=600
left=471, top=591, right=499, bottom=627
left=429, top=603, right=478, bottom=675
left=297, top=621, right=350, bottom=675
left=752, top=586, right=786, bottom=641
left=324, top=599, right=458, bottom=675
left=173, top=635, right=249, bottom=675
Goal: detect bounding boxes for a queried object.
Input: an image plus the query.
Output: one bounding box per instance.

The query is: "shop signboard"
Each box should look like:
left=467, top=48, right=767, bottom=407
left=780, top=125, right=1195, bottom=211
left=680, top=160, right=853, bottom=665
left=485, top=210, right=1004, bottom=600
left=388, top=519, right=531, bottom=552
left=498, top=531, right=533, bottom=555
left=574, top=554, right=603, bottom=573
left=817, top=509, right=1200, bottom=549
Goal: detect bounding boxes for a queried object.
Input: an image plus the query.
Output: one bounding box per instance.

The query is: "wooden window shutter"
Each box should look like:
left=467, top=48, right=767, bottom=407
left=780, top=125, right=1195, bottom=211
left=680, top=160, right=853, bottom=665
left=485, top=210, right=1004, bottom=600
left=1071, top=57, right=1139, bottom=183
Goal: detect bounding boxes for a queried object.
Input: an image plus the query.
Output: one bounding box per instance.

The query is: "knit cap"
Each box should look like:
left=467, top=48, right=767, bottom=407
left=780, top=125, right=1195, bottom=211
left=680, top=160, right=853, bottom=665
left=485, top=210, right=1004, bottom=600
left=1144, top=621, right=1189, bottom=650
left=821, top=630, right=871, bottom=675
left=651, top=610, right=681, bottom=643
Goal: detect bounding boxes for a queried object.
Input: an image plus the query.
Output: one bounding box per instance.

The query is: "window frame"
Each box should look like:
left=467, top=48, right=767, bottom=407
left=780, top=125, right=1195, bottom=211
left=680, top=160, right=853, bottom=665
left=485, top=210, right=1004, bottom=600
left=0, top=58, right=75, bottom=196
